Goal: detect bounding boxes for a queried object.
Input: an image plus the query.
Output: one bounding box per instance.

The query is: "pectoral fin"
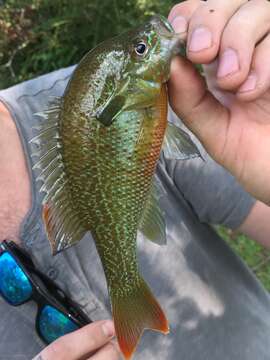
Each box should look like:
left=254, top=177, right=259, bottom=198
left=139, top=177, right=167, bottom=246
left=96, top=95, right=126, bottom=126
left=163, top=122, right=202, bottom=160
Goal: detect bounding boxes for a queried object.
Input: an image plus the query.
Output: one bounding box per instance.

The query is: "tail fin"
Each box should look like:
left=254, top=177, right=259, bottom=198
left=111, top=277, right=169, bottom=360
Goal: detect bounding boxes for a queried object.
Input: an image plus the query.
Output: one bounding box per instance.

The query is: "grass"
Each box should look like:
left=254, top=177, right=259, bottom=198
left=218, top=226, right=270, bottom=291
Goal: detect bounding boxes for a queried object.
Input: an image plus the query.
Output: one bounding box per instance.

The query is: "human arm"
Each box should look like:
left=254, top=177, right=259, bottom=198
left=166, top=108, right=270, bottom=248
left=167, top=0, right=270, bottom=205
left=0, top=66, right=76, bottom=243
left=0, top=101, right=31, bottom=243
left=173, top=154, right=270, bottom=248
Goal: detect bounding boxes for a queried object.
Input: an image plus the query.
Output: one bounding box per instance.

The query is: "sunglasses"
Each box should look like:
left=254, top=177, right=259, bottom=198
left=0, top=240, right=91, bottom=344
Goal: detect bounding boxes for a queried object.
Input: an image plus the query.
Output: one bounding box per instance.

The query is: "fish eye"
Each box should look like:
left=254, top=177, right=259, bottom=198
left=134, top=42, right=148, bottom=56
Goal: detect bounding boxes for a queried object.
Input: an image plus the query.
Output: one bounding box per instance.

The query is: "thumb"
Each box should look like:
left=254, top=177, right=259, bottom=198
left=168, top=55, right=230, bottom=163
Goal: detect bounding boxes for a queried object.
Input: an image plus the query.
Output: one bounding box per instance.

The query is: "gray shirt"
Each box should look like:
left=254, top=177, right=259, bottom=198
left=0, top=66, right=269, bottom=360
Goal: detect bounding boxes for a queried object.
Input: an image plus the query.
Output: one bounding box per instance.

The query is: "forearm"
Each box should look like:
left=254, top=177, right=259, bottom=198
left=0, top=102, right=31, bottom=243
left=0, top=66, right=75, bottom=244
left=237, top=201, right=270, bottom=249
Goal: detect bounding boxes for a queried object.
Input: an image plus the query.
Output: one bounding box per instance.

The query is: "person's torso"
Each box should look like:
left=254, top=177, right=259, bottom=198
left=0, top=66, right=269, bottom=360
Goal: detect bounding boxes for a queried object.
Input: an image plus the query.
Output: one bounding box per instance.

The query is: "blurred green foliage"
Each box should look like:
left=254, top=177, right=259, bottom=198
left=0, top=0, right=177, bottom=88
left=218, top=226, right=270, bottom=291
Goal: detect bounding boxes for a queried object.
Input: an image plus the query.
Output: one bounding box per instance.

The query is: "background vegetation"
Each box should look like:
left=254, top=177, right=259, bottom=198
left=0, top=0, right=269, bottom=290
left=0, top=0, right=176, bottom=88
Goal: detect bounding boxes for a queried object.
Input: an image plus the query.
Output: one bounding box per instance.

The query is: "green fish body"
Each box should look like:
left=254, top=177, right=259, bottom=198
left=32, top=15, right=200, bottom=359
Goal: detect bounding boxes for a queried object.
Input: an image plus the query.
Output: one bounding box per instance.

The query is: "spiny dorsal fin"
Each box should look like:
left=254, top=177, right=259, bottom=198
left=30, top=97, right=87, bottom=254
left=139, top=177, right=167, bottom=246
left=163, top=122, right=202, bottom=160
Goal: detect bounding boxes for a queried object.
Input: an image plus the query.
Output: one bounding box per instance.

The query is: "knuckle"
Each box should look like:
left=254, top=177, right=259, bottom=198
left=85, top=334, right=98, bottom=350
left=45, top=338, right=68, bottom=360
left=227, top=13, right=254, bottom=31
left=84, top=323, right=106, bottom=349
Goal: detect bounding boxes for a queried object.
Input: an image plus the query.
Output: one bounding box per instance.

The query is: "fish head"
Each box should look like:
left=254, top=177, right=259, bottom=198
left=64, top=15, right=183, bottom=119
left=121, top=15, right=182, bottom=84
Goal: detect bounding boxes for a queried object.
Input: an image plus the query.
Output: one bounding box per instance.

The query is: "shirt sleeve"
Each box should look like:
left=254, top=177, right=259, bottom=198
left=0, top=65, right=76, bottom=116
left=165, top=108, right=256, bottom=230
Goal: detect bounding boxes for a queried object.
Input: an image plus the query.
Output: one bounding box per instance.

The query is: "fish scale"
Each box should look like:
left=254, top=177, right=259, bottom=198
left=31, top=15, right=201, bottom=359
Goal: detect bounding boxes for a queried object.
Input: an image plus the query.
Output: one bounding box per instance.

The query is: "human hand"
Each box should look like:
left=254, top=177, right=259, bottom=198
left=32, top=320, right=120, bottom=360
left=168, top=0, right=270, bottom=204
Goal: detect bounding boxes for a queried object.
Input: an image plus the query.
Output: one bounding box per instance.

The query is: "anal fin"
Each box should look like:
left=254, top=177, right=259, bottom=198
left=163, top=122, right=202, bottom=160
left=139, top=177, right=167, bottom=246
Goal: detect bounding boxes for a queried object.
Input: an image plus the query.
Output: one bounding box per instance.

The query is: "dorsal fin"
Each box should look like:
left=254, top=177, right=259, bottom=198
left=30, top=98, right=87, bottom=254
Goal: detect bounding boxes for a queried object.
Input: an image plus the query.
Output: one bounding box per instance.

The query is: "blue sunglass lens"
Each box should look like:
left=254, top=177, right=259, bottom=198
left=0, top=252, right=33, bottom=305
left=38, top=305, right=79, bottom=343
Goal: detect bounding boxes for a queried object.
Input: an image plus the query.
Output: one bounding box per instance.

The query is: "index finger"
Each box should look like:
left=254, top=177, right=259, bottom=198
left=39, top=320, right=115, bottom=360
left=169, top=0, right=248, bottom=64
left=168, top=0, right=202, bottom=38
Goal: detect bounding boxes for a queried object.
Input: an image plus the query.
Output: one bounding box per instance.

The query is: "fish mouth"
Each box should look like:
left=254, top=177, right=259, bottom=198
left=150, top=15, right=184, bottom=54
left=150, top=14, right=185, bottom=37
left=150, top=15, right=175, bottom=34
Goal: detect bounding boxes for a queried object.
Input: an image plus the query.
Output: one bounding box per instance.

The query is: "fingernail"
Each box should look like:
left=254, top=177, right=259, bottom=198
left=102, top=321, right=115, bottom=338
left=189, top=27, right=212, bottom=52
left=217, top=48, right=239, bottom=78
left=238, top=72, right=257, bottom=93
left=170, top=16, right=188, bottom=33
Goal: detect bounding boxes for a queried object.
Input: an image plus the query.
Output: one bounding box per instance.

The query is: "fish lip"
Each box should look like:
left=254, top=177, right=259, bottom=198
left=150, top=14, right=184, bottom=53
left=152, top=15, right=175, bottom=33
left=161, top=33, right=183, bottom=57
left=150, top=14, right=184, bottom=38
